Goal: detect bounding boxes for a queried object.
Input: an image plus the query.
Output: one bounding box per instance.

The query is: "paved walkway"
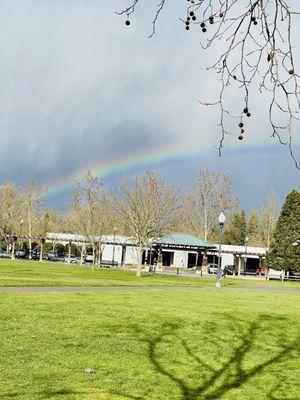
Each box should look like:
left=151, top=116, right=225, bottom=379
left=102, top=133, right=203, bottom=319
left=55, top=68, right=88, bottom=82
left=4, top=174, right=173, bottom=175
left=0, top=285, right=299, bottom=293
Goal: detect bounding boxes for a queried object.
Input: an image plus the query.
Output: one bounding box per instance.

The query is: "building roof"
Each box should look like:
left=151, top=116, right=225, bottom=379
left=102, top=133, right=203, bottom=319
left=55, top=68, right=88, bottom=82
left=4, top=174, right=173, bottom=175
left=46, top=232, right=216, bottom=250
left=46, top=232, right=132, bottom=245
left=210, top=244, right=267, bottom=256
left=155, top=233, right=216, bottom=250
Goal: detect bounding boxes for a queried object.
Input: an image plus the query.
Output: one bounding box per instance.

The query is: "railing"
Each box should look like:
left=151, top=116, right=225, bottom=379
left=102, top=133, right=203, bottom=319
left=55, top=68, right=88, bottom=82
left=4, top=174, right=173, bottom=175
left=284, top=273, right=300, bottom=282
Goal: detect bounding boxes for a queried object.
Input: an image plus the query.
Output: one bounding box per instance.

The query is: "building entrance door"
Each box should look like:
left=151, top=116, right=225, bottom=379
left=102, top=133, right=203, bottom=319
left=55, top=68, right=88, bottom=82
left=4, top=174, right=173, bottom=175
left=162, top=251, right=174, bottom=267
left=188, top=253, right=196, bottom=268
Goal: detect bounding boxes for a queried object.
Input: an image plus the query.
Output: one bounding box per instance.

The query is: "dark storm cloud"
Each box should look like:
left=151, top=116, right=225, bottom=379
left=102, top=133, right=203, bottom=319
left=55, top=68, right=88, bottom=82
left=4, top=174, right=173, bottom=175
left=0, top=0, right=299, bottom=209
left=0, top=0, right=195, bottom=185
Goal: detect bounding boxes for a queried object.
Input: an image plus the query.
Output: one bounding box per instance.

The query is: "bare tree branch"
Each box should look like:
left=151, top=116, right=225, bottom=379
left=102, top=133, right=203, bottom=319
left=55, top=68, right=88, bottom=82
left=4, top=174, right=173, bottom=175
left=118, top=0, right=300, bottom=168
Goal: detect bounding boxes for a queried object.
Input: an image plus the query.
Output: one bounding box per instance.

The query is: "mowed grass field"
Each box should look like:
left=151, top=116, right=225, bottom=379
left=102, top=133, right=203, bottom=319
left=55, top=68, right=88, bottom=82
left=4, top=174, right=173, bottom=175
left=0, top=261, right=299, bottom=399
left=0, top=259, right=299, bottom=288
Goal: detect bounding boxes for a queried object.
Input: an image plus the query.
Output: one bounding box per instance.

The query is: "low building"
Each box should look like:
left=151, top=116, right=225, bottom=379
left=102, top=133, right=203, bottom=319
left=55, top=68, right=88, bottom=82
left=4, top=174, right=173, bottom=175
left=45, top=232, right=267, bottom=273
left=208, top=244, right=267, bottom=274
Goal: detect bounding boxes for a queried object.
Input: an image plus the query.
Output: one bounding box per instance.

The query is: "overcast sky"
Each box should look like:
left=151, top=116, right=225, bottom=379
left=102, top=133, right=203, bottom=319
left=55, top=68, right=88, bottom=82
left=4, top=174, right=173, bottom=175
left=0, top=0, right=299, bottom=211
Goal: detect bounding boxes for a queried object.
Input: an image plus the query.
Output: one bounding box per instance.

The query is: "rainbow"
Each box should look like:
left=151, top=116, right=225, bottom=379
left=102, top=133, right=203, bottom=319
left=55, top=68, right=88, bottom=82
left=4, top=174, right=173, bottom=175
left=46, top=137, right=281, bottom=198
left=46, top=141, right=203, bottom=198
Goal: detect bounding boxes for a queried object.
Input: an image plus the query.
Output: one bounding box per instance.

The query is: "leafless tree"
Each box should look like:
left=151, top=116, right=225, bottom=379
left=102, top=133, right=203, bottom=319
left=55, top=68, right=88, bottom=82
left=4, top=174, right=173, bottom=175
left=260, top=190, right=278, bottom=247
left=22, top=180, right=47, bottom=258
left=117, top=1, right=300, bottom=167
left=247, top=208, right=263, bottom=246
left=0, top=183, right=22, bottom=258
left=184, top=169, right=238, bottom=241
left=70, top=171, right=110, bottom=266
left=113, top=171, right=180, bottom=276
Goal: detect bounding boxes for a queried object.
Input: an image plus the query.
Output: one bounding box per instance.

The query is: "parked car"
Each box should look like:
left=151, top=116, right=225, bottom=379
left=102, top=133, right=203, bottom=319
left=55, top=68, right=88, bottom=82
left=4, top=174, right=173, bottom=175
left=223, top=265, right=236, bottom=276
left=0, top=249, right=10, bottom=259
left=31, top=249, right=40, bottom=260
left=208, top=264, right=219, bottom=274
left=15, top=250, right=26, bottom=259
left=47, top=251, right=59, bottom=261
left=84, top=253, right=94, bottom=263
left=287, top=270, right=300, bottom=281
left=64, top=254, right=78, bottom=264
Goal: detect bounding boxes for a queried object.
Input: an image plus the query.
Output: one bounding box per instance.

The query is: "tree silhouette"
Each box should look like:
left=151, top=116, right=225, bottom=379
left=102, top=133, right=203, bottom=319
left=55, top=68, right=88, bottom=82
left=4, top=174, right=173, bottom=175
left=109, top=314, right=299, bottom=399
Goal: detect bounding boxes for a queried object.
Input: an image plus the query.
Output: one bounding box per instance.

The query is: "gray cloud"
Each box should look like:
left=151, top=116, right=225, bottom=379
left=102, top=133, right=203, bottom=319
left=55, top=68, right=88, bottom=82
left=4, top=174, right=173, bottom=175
left=0, top=0, right=299, bottom=209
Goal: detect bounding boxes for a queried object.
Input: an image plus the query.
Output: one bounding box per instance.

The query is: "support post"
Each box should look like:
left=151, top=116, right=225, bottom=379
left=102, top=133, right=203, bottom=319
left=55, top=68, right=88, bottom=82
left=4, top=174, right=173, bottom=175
left=216, top=220, right=225, bottom=288
left=238, top=256, right=241, bottom=276
left=67, top=241, right=71, bottom=264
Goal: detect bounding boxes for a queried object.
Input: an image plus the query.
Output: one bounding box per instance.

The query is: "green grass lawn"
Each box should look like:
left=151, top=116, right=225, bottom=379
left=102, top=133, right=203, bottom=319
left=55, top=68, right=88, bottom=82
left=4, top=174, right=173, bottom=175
left=0, top=259, right=299, bottom=289
left=0, top=288, right=299, bottom=400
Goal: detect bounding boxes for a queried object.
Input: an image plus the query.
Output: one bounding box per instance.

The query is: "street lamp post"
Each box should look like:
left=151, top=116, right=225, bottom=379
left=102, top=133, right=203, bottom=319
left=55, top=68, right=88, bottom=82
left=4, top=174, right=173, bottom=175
left=112, top=227, right=117, bottom=265
left=148, top=239, right=153, bottom=271
left=216, top=212, right=226, bottom=289
left=19, top=218, right=24, bottom=250
left=244, top=236, right=249, bottom=275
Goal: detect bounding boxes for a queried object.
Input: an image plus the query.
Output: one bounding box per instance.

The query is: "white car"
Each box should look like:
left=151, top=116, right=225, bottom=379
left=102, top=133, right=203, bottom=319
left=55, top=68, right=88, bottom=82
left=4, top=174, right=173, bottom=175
left=268, top=268, right=283, bottom=280
left=208, top=264, right=219, bottom=274
left=64, top=254, right=78, bottom=264
left=84, top=253, right=94, bottom=263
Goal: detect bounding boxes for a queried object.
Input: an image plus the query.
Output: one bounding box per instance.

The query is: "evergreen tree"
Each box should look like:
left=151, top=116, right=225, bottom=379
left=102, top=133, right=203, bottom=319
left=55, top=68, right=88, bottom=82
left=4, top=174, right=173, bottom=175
left=268, top=190, right=300, bottom=272
left=248, top=209, right=262, bottom=246
left=223, top=209, right=247, bottom=245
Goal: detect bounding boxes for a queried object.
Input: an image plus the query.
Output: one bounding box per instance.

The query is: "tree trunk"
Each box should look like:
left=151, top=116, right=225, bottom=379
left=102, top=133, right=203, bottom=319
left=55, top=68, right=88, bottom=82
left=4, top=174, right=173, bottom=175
left=92, top=244, right=95, bottom=268
left=11, top=241, right=16, bottom=260
left=80, top=245, right=85, bottom=266
left=98, top=248, right=102, bottom=266
left=136, top=246, right=143, bottom=277
left=39, top=240, right=43, bottom=262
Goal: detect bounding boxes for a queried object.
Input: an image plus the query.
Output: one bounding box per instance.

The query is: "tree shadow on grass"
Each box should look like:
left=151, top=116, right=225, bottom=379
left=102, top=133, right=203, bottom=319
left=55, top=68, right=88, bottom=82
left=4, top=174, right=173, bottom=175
left=111, top=315, right=299, bottom=400
left=0, top=387, right=82, bottom=399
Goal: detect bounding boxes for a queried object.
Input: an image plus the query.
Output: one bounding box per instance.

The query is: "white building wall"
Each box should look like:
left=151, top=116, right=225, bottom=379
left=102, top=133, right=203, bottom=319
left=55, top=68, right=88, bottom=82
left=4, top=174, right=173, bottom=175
left=220, top=253, right=234, bottom=268
left=173, top=250, right=188, bottom=268
left=101, top=244, right=123, bottom=263
left=124, top=246, right=139, bottom=265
